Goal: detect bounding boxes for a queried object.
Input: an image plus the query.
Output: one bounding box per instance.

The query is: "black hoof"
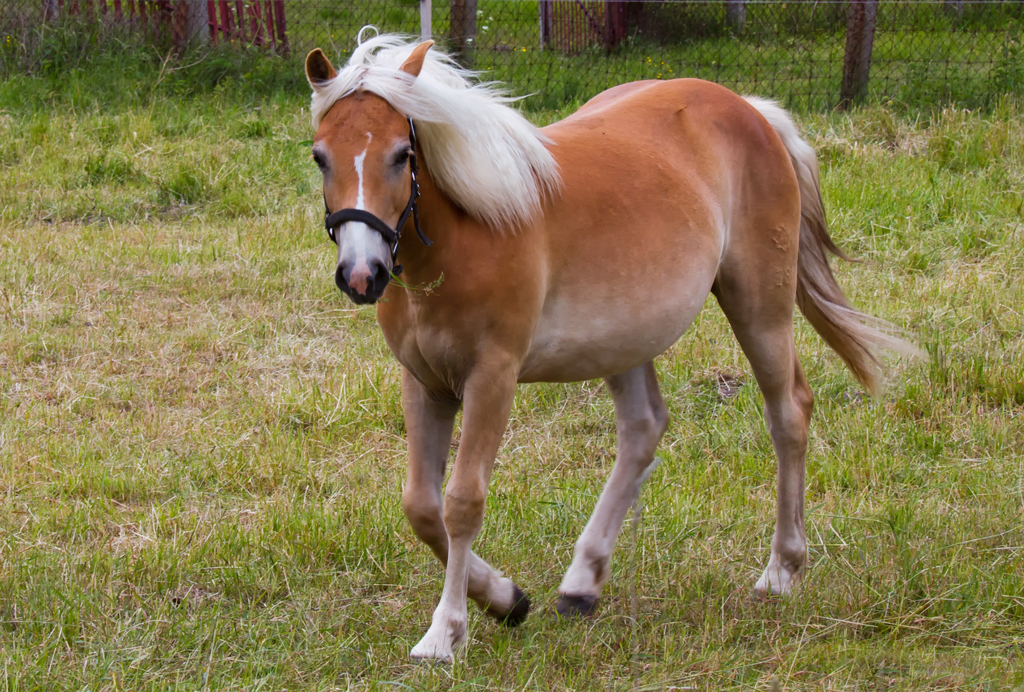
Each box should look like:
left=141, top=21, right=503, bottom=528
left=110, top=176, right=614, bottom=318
left=556, top=594, right=599, bottom=619
left=486, top=585, right=531, bottom=628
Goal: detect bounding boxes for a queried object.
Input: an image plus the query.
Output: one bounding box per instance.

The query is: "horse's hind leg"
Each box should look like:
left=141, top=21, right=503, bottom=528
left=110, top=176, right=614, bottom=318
left=713, top=266, right=814, bottom=596
left=557, top=362, right=668, bottom=617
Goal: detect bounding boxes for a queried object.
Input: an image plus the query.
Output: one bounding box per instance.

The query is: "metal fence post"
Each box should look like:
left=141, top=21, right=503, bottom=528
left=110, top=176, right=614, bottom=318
left=420, top=0, right=431, bottom=40
left=450, top=0, right=477, bottom=65
left=839, top=0, right=878, bottom=109
left=726, top=0, right=746, bottom=32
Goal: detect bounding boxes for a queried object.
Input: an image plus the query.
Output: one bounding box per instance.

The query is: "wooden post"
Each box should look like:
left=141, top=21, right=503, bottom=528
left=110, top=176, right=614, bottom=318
left=249, top=1, right=263, bottom=45
left=207, top=0, right=217, bottom=41
left=839, top=0, right=878, bottom=109
left=539, top=0, right=551, bottom=49
left=235, top=0, right=245, bottom=40
left=450, top=0, right=477, bottom=65
left=726, top=0, right=746, bottom=32
left=273, top=0, right=288, bottom=54
left=173, top=1, right=187, bottom=45
left=263, top=0, right=276, bottom=49
left=173, top=0, right=209, bottom=46
left=604, top=0, right=627, bottom=49
left=420, top=0, right=431, bottom=40
left=218, top=0, right=233, bottom=39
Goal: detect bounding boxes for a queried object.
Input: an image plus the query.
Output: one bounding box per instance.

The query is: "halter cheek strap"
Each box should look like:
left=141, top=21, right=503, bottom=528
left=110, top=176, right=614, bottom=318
left=323, top=118, right=433, bottom=276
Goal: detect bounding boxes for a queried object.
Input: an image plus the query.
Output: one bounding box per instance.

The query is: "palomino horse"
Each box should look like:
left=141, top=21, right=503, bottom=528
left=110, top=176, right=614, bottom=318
left=304, top=35, right=914, bottom=661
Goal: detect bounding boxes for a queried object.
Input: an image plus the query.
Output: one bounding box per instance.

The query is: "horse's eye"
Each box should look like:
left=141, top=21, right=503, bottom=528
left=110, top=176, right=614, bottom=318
left=394, top=150, right=411, bottom=167
left=312, top=151, right=327, bottom=170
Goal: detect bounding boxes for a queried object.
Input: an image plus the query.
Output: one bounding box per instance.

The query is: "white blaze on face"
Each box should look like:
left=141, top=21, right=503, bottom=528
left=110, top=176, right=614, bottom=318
left=354, top=134, right=370, bottom=210
left=338, top=133, right=384, bottom=293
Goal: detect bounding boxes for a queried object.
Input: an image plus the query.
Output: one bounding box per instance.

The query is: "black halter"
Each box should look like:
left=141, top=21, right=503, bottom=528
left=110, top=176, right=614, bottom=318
left=323, top=117, right=433, bottom=276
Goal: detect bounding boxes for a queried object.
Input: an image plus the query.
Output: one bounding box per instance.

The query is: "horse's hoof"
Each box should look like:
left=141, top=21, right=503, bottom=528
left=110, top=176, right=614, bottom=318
left=486, top=585, right=531, bottom=628
left=556, top=594, right=599, bottom=619
left=409, top=641, right=455, bottom=663
left=752, top=560, right=801, bottom=599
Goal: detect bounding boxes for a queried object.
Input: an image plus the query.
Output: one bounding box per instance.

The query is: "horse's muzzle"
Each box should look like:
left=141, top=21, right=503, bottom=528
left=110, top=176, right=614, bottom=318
left=335, top=260, right=390, bottom=305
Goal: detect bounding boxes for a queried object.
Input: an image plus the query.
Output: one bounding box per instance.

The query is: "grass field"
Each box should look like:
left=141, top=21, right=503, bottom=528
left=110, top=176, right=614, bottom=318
left=1, top=57, right=1024, bottom=689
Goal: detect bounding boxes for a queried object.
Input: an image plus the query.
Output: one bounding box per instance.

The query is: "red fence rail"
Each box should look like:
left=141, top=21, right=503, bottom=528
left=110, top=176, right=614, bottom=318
left=39, top=0, right=288, bottom=53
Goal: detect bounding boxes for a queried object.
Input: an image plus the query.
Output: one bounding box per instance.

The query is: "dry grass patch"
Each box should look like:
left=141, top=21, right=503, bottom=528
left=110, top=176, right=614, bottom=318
left=0, top=90, right=1023, bottom=689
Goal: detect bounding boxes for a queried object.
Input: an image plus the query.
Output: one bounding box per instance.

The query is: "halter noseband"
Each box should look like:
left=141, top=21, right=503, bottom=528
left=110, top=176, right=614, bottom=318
left=323, top=118, right=433, bottom=276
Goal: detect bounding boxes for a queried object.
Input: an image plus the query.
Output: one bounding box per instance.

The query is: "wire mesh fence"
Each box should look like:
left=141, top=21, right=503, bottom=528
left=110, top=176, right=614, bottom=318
left=2, top=0, right=1023, bottom=109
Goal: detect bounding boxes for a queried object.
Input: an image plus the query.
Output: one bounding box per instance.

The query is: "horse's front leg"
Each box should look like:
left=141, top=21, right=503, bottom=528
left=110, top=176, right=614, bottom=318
left=408, top=357, right=523, bottom=661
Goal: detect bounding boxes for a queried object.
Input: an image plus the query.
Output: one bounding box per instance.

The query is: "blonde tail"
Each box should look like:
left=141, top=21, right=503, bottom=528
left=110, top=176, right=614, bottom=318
left=744, top=96, right=921, bottom=396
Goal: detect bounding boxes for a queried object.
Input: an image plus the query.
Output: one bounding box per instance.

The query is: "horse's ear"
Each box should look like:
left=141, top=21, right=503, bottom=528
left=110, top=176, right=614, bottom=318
left=305, top=49, right=337, bottom=90
left=399, top=40, right=434, bottom=78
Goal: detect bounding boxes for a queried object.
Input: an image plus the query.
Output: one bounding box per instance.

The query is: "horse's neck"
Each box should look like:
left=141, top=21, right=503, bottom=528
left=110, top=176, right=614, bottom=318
left=398, top=161, right=462, bottom=280
left=396, top=159, right=528, bottom=305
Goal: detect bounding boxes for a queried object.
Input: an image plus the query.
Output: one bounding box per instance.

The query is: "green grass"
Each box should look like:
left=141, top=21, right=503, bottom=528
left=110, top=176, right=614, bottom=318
left=1, top=63, right=1024, bottom=689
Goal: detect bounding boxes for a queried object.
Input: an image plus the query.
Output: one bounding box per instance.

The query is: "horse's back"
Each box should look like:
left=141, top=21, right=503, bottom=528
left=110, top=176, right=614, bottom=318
left=549, top=78, right=778, bottom=146
left=542, top=78, right=794, bottom=210
left=540, top=77, right=797, bottom=255
left=545, top=77, right=802, bottom=263
left=518, top=79, right=802, bottom=383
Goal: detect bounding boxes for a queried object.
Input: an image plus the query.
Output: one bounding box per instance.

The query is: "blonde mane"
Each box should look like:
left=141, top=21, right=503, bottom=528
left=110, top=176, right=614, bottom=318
left=309, top=32, right=561, bottom=231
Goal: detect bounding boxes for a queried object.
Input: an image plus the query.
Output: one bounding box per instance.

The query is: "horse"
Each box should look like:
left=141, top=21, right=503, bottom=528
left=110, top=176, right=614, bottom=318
left=303, top=34, right=916, bottom=661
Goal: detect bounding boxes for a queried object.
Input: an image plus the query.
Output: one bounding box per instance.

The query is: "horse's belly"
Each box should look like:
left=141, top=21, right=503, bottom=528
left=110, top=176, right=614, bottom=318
left=518, top=273, right=714, bottom=383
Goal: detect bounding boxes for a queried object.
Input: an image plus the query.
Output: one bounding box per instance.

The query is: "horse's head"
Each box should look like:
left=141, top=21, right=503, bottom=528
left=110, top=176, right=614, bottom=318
left=305, top=41, right=433, bottom=305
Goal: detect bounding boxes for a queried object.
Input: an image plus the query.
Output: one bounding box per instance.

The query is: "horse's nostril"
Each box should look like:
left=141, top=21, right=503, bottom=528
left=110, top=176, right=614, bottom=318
left=372, top=263, right=391, bottom=292
left=335, top=264, right=349, bottom=293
